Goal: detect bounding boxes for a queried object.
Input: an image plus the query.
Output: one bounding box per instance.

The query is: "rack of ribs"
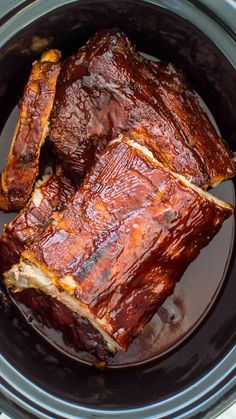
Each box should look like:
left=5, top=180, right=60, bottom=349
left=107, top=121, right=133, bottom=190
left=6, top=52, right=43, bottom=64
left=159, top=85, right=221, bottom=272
left=0, top=167, right=113, bottom=361
left=49, top=29, right=236, bottom=187
left=5, top=134, right=233, bottom=356
left=0, top=49, right=61, bottom=212
left=0, top=169, right=75, bottom=274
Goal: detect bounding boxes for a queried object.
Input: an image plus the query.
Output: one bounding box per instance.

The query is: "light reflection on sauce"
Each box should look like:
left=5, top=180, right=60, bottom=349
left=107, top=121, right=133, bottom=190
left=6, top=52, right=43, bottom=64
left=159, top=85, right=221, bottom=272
left=10, top=178, right=234, bottom=368
left=0, top=53, right=235, bottom=368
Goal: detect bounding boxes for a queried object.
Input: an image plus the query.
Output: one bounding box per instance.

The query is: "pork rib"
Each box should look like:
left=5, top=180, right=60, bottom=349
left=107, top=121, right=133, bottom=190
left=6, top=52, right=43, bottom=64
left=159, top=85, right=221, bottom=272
left=0, top=169, right=75, bottom=273
left=1, top=169, right=112, bottom=361
left=5, top=135, right=233, bottom=353
left=0, top=49, right=61, bottom=212
left=49, top=29, right=236, bottom=187
left=13, top=288, right=112, bottom=361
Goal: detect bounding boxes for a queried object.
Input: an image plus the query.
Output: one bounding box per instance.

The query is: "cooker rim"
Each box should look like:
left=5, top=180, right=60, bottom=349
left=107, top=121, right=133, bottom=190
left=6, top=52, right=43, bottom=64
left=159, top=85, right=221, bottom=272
left=1, top=347, right=236, bottom=418
left=0, top=0, right=236, bottom=418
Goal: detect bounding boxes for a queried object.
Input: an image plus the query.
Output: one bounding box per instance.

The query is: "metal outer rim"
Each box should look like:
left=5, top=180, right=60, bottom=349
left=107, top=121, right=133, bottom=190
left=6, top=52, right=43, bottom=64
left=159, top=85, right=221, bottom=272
left=0, top=0, right=236, bottom=418
left=1, top=348, right=236, bottom=419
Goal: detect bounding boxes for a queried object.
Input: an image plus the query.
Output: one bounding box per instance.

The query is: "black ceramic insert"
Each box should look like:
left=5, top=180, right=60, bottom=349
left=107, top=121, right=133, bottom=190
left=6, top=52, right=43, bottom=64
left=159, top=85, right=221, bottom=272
left=0, top=1, right=235, bottom=418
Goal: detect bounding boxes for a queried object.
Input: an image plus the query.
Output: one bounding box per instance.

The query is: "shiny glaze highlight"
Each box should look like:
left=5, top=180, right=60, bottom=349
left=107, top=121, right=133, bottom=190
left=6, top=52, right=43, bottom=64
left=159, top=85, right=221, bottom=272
left=50, top=29, right=236, bottom=187
left=13, top=288, right=111, bottom=361
left=23, top=137, right=233, bottom=351
left=0, top=171, right=75, bottom=273
left=0, top=50, right=61, bottom=212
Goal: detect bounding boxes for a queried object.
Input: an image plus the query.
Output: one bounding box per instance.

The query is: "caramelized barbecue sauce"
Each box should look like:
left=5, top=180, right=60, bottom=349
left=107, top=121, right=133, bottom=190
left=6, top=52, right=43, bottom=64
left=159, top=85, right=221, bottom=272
left=22, top=138, right=233, bottom=354
left=13, top=288, right=112, bottom=362
left=5, top=163, right=234, bottom=365
left=0, top=53, right=61, bottom=212
left=0, top=172, right=76, bottom=274
left=0, top=59, right=235, bottom=368
left=50, top=29, right=236, bottom=187
left=10, top=201, right=235, bottom=367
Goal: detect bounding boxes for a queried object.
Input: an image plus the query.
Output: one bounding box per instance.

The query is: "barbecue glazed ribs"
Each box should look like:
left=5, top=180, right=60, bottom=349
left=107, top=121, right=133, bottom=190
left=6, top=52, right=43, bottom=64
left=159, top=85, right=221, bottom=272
left=0, top=169, right=112, bottom=360
left=13, top=288, right=112, bottom=361
left=0, top=169, right=75, bottom=273
left=0, top=49, right=61, bottom=212
left=5, top=135, right=233, bottom=354
left=49, top=29, right=236, bottom=187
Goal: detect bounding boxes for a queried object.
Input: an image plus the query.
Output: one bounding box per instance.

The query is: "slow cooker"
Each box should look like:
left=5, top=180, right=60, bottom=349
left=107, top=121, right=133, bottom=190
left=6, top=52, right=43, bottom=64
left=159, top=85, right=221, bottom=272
left=0, top=0, right=236, bottom=418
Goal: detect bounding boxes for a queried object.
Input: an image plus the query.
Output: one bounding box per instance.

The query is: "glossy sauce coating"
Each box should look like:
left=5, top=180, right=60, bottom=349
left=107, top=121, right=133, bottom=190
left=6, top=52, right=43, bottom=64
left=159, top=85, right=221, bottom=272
left=24, top=137, right=233, bottom=350
left=0, top=50, right=61, bottom=212
left=50, top=29, right=236, bottom=187
left=13, top=288, right=111, bottom=361
left=0, top=171, right=75, bottom=273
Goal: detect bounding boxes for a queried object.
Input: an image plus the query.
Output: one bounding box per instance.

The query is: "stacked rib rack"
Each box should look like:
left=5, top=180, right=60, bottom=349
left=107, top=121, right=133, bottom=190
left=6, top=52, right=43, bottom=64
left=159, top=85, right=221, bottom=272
left=0, top=29, right=235, bottom=361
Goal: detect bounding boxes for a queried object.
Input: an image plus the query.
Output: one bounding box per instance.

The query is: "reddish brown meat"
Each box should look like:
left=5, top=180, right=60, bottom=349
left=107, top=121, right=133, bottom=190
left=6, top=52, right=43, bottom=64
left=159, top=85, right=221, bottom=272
left=0, top=170, right=75, bottom=273
left=0, top=49, right=61, bottom=212
left=13, top=288, right=112, bottom=361
left=49, top=29, right=236, bottom=187
left=6, top=135, right=233, bottom=352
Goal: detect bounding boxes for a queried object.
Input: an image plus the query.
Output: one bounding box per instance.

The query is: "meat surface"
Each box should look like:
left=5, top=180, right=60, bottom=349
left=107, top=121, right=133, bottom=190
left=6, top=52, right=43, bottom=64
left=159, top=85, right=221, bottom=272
left=5, top=135, right=233, bottom=353
left=0, top=169, right=75, bottom=273
left=13, top=288, right=112, bottom=361
left=49, top=29, right=236, bottom=187
left=0, top=49, right=61, bottom=212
